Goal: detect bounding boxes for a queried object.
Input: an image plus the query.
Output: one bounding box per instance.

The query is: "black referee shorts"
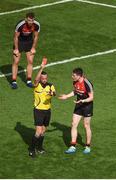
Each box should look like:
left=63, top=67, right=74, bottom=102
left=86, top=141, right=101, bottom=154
left=73, top=102, right=93, bottom=117
left=13, top=40, right=33, bottom=53
left=34, top=108, right=51, bottom=127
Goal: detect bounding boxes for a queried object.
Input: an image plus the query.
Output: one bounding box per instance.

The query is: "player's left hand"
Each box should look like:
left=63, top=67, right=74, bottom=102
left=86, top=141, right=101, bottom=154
left=74, top=99, right=83, bottom=104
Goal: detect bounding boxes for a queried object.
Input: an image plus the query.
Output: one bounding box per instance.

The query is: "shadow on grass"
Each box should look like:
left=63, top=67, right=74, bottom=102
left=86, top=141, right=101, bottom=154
left=50, top=122, right=85, bottom=147
left=14, top=122, right=34, bottom=147
left=0, top=64, right=26, bottom=85
left=14, top=121, right=85, bottom=148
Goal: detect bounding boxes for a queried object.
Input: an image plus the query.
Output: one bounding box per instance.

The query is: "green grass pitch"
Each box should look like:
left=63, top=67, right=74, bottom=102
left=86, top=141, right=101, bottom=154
left=0, top=0, right=116, bottom=178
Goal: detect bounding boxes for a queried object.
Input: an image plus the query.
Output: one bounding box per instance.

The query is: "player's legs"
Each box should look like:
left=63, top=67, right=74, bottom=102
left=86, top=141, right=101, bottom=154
left=83, top=117, right=91, bottom=145
left=71, top=113, right=82, bottom=143
left=26, top=52, right=34, bottom=87
left=83, top=117, right=92, bottom=153
left=11, top=53, right=21, bottom=89
left=65, top=114, right=82, bottom=154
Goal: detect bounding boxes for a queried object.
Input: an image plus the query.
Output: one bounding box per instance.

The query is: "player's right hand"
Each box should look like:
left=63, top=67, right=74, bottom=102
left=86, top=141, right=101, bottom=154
left=58, top=94, right=67, bottom=100
left=13, top=49, right=19, bottom=57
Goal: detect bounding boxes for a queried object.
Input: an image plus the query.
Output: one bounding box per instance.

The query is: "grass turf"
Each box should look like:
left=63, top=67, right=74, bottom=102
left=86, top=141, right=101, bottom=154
left=0, top=0, right=116, bottom=178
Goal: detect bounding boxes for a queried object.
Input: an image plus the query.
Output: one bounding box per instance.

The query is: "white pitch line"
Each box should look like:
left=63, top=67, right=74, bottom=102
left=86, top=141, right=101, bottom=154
left=0, top=48, right=116, bottom=78
left=75, top=0, right=116, bottom=9
left=0, top=0, right=73, bottom=16
left=0, top=0, right=115, bottom=17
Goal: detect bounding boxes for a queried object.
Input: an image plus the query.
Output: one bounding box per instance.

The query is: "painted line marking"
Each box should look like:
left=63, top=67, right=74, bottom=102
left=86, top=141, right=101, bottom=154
left=0, top=0, right=116, bottom=16
left=75, top=0, right=116, bottom=9
left=0, top=49, right=116, bottom=78
left=0, top=0, right=74, bottom=16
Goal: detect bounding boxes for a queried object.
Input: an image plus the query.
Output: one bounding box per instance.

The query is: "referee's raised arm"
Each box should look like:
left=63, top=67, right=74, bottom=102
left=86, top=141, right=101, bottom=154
left=34, top=57, right=47, bottom=86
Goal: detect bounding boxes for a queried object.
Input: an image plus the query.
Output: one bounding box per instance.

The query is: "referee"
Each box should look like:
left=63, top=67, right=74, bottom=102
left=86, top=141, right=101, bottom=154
left=29, top=57, right=56, bottom=158
left=59, top=68, right=94, bottom=154
left=11, top=12, right=40, bottom=89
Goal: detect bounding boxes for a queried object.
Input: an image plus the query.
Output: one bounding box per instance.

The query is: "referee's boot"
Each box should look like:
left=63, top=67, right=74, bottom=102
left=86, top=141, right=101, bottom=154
left=29, top=149, right=36, bottom=158
left=37, top=147, right=46, bottom=154
left=11, top=81, right=18, bottom=89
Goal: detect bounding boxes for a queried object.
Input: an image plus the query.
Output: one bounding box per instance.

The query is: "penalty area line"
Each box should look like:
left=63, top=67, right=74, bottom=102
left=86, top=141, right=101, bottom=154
left=0, top=48, right=116, bottom=78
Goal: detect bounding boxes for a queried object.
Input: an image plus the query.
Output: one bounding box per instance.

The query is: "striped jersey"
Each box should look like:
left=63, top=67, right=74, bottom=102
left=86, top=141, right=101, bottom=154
left=15, top=20, right=40, bottom=41
left=73, top=78, right=93, bottom=100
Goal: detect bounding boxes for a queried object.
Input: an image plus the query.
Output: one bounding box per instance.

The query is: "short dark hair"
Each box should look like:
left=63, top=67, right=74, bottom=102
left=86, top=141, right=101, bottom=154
left=26, top=12, right=35, bottom=19
left=41, top=71, right=47, bottom=75
left=73, top=68, right=83, bottom=77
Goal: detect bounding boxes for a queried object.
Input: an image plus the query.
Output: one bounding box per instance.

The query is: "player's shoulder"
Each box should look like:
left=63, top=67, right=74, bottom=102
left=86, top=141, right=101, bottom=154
left=84, top=78, right=93, bottom=90
left=15, top=20, right=25, bottom=30
left=84, top=78, right=93, bottom=85
left=15, top=19, right=25, bottom=26
left=34, top=20, right=40, bottom=27
left=33, top=20, right=40, bottom=32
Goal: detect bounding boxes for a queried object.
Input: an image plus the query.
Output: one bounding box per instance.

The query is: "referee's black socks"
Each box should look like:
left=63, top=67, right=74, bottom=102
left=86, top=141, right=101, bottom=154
left=30, top=134, right=45, bottom=151
left=38, top=135, right=44, bottom=150
left=30, top=134, right=39, bottom=151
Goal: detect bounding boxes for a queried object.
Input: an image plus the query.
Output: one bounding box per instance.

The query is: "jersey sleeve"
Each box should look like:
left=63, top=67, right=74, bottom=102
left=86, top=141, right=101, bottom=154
left=51, top=85, right=56, bottom=96
left=34, top=21, right=40, bottom=32
left=84, top=79, right=93, bottom=93
left=15, top=20, right=25, bottom=32
left=51, top=85, right=56, bottom=92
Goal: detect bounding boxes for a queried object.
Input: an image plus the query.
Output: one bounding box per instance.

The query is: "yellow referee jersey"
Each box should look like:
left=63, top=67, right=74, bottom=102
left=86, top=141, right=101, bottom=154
left=34, top=82, right=56, bottom=110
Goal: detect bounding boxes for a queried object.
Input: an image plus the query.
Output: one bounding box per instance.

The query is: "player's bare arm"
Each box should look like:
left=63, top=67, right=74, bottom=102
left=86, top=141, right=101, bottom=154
left=59, top=91, right=74, bottom=100
left=30, top=31, right=39, bottom=54
left=74, top=91, right=94, bottom=104
left=13, top=32, right=20, bottom=56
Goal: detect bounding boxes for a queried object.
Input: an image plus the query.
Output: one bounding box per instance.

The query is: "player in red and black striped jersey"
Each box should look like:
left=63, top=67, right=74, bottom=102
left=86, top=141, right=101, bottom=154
left=11, top=12, right=40, bottom=89
left=59, top=68, right=94, bottom=154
